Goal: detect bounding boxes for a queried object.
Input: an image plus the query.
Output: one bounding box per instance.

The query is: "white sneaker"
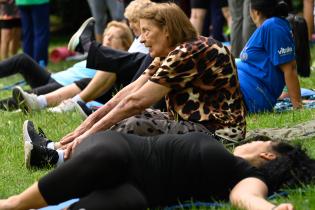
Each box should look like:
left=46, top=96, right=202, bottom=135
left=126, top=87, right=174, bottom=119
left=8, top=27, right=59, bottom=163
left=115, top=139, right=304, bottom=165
left=12, top=86, right=40, bottom=113
left=47, top=99, right=77, bottom=113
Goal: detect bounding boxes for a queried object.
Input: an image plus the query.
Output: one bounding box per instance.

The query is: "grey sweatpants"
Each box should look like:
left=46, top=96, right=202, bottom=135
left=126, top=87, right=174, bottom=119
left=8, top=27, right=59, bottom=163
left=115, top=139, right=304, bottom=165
left=228, top=0, right=256, bottom=57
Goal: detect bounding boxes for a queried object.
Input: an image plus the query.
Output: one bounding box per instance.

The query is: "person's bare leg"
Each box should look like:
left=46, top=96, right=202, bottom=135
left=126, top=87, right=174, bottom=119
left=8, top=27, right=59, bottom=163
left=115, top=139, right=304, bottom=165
left=221, top=6, right=232, bottom=29
left=0, top=29, right=11, bottom=60
left=9, top=27, right=21, bottom=56
left=45, top=84, right=81, bottom=107
left=190, top=8, right=207, bottom=34
left=0, top=182, right=47, bottom=210
left=303, top=0, right=314, bottom=40
left=79, top=71, right=116, bottom=102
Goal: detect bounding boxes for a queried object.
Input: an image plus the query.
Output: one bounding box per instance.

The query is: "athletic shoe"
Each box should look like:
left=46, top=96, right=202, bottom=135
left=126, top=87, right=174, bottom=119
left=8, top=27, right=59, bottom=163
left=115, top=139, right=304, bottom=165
left=74, top=101, right=92, bottom=119
left=12, top=86, right=40, bottom=113
left=47, top=99, right=77, bottom=113
left=24, top=141, right=59, bottom=169
left=68, top=17, right=95, bottom=53
left=23, top=120, right=52, bottom=148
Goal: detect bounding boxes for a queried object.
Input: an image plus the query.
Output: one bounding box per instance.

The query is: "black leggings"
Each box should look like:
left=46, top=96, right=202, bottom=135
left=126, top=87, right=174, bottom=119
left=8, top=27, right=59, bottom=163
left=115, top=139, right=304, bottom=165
left=0, top=53, right=51, bottom=88
left=38, top=132, right=148, bottom=210
left=0, top=53, right=60, bottom=110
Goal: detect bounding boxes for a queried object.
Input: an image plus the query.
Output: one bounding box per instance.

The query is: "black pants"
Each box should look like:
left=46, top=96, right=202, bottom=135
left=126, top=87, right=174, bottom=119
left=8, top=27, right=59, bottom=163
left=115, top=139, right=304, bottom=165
left=86, top=42, right=149, bottom=82
left=0, top=53, right=63, bottom=110
left=38, top=131, right=228, bottom=209
left=86, top=42, right=168, bottom=109
left=0, top=53, right=51, bottom=88
left=38, top=132, right=148, bottom=210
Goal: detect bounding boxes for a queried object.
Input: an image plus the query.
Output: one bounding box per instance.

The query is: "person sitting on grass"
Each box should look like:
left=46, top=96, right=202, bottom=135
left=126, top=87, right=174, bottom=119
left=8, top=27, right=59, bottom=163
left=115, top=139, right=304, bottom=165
left=25, top=2, right=246, bottom=165
left=55, top=9, right=313, bottom=118
left=2, top=130, right=315, bottom=210
left=0, top=20, right=134, bottom=112
left=236, top=0, right=308, bottom=113
left=66, top=11, right=313, bottom=118
left=13, top=0, right=154, bottom=114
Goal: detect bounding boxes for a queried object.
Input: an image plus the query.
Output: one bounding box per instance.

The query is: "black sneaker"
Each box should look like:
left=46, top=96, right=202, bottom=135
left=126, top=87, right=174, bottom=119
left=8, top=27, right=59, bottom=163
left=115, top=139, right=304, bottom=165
left=68, top=17, right=95, bottom=54
left=74, top=101, right=93, bottom=119
left=24, top=141, right=59, bottom=169
left=23, top=120, right=52, bottom=148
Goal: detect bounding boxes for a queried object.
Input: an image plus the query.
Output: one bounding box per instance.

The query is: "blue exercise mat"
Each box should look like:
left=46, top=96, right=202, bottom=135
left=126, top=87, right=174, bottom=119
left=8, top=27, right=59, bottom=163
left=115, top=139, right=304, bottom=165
left=39, top=198, right=79, bottom=210
left=301, top=88, right=315, bottom=97
left=86, top=100, right=103, bottom=108
left=0, top=80, right=26, bottom=91
left=39, top=191, right=288, bottom=210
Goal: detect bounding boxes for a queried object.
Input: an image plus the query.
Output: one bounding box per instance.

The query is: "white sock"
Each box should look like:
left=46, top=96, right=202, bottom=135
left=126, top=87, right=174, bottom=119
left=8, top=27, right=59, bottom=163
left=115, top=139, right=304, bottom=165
left=37, top=95, right=48, bottom=108
left=56, top=149, right=64, bottom=167
left=72, top=94, right=85, bottom=103
left=47, top=142, right=55, bottom=150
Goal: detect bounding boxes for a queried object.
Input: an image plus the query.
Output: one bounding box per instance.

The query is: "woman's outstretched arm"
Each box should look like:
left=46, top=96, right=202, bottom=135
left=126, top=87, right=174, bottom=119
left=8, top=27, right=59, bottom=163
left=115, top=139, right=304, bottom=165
left=230, top=177, right=294, bottom=210
left=63, top=80, right=170, bottom=158
left=58, top=73, right=150, bottom=149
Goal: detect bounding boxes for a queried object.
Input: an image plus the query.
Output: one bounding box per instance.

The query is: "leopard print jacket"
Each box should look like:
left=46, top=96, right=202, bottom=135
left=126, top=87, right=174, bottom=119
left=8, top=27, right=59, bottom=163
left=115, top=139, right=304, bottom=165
left=144, top=36, right=246, bottom=141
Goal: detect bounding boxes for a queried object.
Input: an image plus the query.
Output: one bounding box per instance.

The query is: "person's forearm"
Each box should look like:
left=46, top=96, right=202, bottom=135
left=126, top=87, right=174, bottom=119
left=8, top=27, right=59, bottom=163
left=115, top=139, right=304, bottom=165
left=284, top=70, right=302, bottom=109
left=83, top=79, right=138, bottom=125
left=84, top=80, right=168, bottom=135
left=85, top=95, right=146, bottom=135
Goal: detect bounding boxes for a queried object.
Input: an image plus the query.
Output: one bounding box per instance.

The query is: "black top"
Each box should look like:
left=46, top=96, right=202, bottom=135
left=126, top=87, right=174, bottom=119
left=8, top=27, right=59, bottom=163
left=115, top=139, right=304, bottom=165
left=86, top=43, right=148, bottom=88
left=116, top=132, right=269, bottom=207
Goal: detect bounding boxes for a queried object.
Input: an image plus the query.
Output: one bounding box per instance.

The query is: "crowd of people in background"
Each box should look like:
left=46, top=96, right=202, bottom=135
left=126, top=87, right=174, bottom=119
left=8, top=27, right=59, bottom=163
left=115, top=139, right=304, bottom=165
left=0, top=0, right=313, bottom=62
left=0, top=0, right=314, bottom=210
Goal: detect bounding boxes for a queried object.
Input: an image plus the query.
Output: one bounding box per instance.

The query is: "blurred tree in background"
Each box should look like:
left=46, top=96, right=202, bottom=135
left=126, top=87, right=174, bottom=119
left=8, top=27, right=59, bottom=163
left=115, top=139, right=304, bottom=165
left=48, top=0, right=305, bottom=36
left=50, top=0, right=91, bottom=35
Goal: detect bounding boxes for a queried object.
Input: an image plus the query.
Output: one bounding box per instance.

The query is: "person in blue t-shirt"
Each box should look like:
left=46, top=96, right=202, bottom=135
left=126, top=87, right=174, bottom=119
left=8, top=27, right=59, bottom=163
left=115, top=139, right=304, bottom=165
left=237, top=0, right=302, bottom=113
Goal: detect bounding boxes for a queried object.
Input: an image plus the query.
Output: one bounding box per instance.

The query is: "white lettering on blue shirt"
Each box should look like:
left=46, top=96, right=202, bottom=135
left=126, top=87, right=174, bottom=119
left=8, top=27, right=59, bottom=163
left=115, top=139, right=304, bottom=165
left=278, top=46, right=293, bottom=56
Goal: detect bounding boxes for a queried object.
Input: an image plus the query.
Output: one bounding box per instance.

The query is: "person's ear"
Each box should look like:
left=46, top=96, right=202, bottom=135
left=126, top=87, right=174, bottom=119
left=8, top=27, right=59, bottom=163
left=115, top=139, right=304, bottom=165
left=252, top=9, right=260, bottom=16
left=161, top=26, right=168, bottom=36
left=259, top=152, right=277, bottom=161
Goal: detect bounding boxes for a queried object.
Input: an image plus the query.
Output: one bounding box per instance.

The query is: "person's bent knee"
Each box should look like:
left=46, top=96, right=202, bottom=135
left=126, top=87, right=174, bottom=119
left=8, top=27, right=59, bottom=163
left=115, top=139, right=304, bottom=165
left=72, top=131, right=131, bottom=163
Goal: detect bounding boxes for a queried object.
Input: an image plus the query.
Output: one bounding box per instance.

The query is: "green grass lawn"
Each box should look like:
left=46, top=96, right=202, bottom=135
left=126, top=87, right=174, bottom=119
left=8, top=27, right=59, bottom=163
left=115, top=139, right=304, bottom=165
left=0, top=46, right=314, bottom=209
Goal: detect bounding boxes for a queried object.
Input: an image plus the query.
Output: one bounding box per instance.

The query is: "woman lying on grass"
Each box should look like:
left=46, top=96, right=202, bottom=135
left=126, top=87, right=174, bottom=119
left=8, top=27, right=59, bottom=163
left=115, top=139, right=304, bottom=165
left=1, top=131, right=315, bottom=210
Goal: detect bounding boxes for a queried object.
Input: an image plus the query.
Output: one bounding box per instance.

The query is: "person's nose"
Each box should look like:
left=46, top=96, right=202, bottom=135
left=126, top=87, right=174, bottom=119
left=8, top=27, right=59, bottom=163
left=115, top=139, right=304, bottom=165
left=140, top=35, right=145, bottom=43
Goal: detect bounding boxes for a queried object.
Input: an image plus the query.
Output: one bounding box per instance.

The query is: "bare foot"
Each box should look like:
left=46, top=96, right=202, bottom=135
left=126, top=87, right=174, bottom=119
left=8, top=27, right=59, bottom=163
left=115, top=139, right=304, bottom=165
left=278, top=92, right=289, bottom=100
